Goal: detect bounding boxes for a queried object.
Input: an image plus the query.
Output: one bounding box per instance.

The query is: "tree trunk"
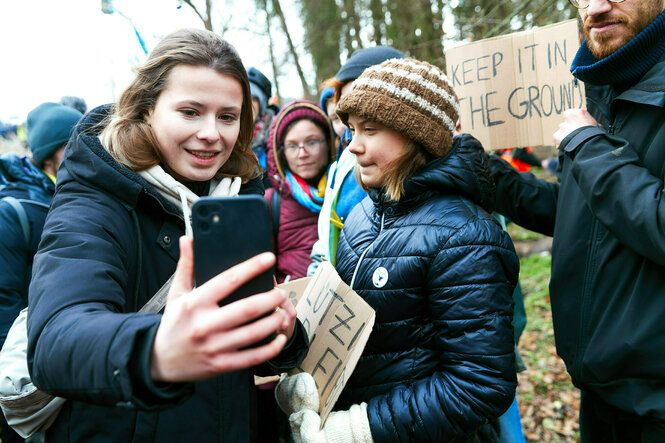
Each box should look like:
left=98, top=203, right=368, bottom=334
left=263, top=2, right=281, bottom=103
left=298, top=0, right=343, bottom=86
left=369, top=0, right=385, bottom=44
left=343, top=0, right=363, bottom=49
left=272, top=0, right=313, bottom=98
left=342, top=1, right=355, bottom=55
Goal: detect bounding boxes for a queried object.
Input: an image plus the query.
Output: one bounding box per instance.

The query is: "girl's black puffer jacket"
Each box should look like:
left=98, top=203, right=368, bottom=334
left=335, top=134, right=519, bottom=442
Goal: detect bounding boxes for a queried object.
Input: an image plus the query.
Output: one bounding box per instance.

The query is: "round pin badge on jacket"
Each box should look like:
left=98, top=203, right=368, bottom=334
left=372, top=267, right=389, bottom=288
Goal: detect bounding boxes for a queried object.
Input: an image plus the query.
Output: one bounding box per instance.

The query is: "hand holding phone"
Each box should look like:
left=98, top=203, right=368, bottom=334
left=150, top=236, right=294, bottom=382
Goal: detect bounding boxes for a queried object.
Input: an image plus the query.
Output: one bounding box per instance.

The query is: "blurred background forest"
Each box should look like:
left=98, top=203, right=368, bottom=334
left=176, top=0, right=576, bottom=99
left=1, top=0, right=578, bottom=123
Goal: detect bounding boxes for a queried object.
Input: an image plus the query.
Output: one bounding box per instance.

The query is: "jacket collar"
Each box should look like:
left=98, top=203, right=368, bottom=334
left=368, top=134, right=495, bottom=215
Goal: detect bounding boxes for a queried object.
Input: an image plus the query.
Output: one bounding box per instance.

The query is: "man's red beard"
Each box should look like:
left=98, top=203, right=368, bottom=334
left=582, top=5, right=663, bottom=59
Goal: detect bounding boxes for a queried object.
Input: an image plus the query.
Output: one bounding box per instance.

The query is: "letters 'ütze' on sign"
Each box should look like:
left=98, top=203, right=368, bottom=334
left=445, top=19, right=585, bottom=151
left=279, top=262, right=376, bottom=425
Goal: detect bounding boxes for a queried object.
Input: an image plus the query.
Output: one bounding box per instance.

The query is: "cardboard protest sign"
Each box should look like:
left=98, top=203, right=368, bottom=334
left=280, top=277, right=312, bottom=307
left=280, top=262, right=375, bottom=425
left=445, top=19, right=585, bottom=150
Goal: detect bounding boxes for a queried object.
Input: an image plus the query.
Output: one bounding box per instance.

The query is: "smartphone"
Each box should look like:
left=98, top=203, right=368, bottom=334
left=192, top=195, right=275, bottom=307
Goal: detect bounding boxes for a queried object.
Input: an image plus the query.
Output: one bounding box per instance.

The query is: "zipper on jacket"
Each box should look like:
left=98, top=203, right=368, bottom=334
left=349, top=211, right=385, bottom=290
left=573, top=219, right=599, bottom=382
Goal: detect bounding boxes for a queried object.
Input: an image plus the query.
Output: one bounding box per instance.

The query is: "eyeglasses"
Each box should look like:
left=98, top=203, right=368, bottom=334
left=282, top=139, right=325, bottom=156
left=568, top=0, right=625, bottom=9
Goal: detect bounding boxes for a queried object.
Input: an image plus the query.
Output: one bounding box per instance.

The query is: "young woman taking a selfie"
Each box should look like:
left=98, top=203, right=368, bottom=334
left=27, top=29, right=306, bottom=442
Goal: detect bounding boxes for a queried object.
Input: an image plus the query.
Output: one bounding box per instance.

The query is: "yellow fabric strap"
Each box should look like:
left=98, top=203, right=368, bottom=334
left=316, top=172, right=327, bottom=198
left=42, top=170, right=56, bottom=184
left=330, top=210, right=344, bottom=230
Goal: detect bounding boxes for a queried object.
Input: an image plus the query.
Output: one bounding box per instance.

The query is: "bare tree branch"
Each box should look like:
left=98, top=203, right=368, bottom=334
left=263, top=2, right=282, bottom=103
left=182, top=0, right=213, bottom=31
left=272, top=0, right=313, bottom=98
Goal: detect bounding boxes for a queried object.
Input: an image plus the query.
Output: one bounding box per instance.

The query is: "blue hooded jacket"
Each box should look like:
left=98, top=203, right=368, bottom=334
left=0, top=153, right=54, bottom=347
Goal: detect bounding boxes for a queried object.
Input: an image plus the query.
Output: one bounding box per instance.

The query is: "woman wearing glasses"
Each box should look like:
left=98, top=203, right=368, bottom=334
left=265, top=101, right=334, bottom=283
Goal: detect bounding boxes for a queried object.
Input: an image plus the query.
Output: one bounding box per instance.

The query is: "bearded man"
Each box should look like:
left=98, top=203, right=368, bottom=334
left=487, top=0, right=665, bottom=440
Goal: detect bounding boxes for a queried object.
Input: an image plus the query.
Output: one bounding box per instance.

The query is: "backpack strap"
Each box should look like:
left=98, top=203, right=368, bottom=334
left=1, top=197, right=31, bottom=246
left=270, top=190, right=280, bottom=248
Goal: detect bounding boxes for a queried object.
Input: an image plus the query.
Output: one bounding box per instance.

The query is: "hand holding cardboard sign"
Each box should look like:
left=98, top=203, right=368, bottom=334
left=275, top=372, right=319, bottom=415
left=289, top=402, right=373, bottom=443
left=276, top=372, right=373, bottom=443
left=554, top=108, right=599, bottom=148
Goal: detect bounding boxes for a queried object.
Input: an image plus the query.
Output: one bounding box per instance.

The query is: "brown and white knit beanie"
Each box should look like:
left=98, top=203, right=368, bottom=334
left=336, top=58, right=460, bottom=157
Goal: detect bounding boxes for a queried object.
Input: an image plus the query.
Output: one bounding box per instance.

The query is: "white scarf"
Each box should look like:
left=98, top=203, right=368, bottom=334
left=138, top=165, right=241, bottom=237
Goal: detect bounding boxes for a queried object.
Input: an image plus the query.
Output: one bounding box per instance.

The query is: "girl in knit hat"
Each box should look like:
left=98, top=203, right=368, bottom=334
left=276, top=58, right=519, bottom=442
left=308, top=46, right=405, bottom=277
left=265, top=100, right=335, bottom=283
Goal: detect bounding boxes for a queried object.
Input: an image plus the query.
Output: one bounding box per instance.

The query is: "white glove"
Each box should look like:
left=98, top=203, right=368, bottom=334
left=275, top=372, right=319, bottom=416
left=290, top=403, right=373, bottom=443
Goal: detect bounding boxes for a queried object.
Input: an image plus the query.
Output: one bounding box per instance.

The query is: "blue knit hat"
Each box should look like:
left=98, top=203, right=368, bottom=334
left=27, top=102, right=82, bottom=165
left=319, top=87, right=335, bottom=116
left=248, top=67, right=272, bottom=117
left=335, top=46, right=405, bottom=83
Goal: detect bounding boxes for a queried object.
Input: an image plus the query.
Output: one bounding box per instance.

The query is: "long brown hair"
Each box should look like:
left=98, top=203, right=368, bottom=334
left=101, top=28, right=258, bottom=182
left=355, top=140, right=432, bottom=202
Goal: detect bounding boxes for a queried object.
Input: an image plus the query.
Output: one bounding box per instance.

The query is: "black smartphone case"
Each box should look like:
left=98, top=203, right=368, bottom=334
left=192, top=195, right=275, bottom=307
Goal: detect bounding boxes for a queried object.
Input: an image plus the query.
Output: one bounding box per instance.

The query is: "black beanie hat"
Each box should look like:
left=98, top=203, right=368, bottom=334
left=27, top=102, right=82, bottom=166
left=335, top=46, right=405, bottom=83
left=248, top=67, right=272, bottom=116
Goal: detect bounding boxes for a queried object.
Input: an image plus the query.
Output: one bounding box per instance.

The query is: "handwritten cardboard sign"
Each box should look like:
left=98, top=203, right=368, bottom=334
left=279, top=262, right=375, bottom=425
left=445, top=19, right=585, bottom=150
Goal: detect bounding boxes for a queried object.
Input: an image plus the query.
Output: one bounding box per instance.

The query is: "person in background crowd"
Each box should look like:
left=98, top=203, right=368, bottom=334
left=488, top=0, right=665, bottom=440
left=318, top=86, right=345, bottom=146
left=278, top=57, right=519, bottom=443
left=248, top=66, right=278, bottom=189
left=0, top=102, right=82, bottom=443
left=264, top=100, right=334, bottom=283
left=308, top=45, right=404, bottom=276
left=26, top=29, right=306, bottom=442
left=0, top=102, right=82, bottom=349
left=59, top=96, right=87, bottom=115
left=256, top=100, right=334, bottom=442
left=498, top=147, right=543, bottom=173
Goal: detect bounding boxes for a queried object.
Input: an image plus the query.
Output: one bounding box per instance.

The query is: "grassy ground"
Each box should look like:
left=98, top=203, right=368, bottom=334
left=508, top=223, right=581, bottom=442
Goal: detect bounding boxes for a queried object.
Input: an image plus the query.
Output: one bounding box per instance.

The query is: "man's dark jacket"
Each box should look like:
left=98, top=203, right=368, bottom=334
left=335, top=135, right=519, bottom=442
left=489, top=52, right=665, bottom=419
left=27, top=107, right=306, bottom=442
left=0, top=154, right=53, bottom=347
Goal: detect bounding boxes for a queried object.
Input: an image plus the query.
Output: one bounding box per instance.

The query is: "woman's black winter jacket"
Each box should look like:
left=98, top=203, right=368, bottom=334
left=26, top=107, right=305, bottom=442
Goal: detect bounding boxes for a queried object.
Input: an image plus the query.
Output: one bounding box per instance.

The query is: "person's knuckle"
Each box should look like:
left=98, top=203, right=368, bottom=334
left=225, top=269, right=242, bottom=287
left=211, top=357, right=231, bottom=373
left=190, top=324, right=208, bottom=343
left=247, top=324, right=271, bottom=344
left=242, top=299, right=267, bottom=319
left=181, top=297, right=197, bottom=314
